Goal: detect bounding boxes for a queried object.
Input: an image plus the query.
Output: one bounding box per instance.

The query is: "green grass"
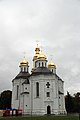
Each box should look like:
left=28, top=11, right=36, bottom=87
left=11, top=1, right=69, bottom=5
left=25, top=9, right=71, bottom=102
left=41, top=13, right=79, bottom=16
left=0, top=115, right=79, bottom=120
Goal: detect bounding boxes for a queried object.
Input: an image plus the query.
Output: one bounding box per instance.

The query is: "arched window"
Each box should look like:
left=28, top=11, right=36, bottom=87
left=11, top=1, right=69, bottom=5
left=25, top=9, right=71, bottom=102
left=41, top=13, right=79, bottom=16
left=16, top=85, right=19, bottom=100
left=45, top=62, right=46, bottom=67
left=52, top=69, right=53, bottom=73
left=24, top=67, right=26, bottom=72
left=42, top=62, right=44, bottom=67
left=46, top=92, right=50, bottom=97
left=39, top=62, right=40, bottom=67
left=36, top=82, right=39, bottom=97
left=27, top=67, right=28, bottom=72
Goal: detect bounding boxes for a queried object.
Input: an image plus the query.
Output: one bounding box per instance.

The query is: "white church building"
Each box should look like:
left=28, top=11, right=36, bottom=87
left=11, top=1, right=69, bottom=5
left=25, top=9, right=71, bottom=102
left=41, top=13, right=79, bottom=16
left=12, top=44, right=66, bottom=115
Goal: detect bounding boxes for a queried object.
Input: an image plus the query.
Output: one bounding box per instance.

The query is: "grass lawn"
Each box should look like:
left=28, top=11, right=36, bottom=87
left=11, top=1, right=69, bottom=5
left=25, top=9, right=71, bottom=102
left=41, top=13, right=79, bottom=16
left=0, top=115, right=79, bottom=120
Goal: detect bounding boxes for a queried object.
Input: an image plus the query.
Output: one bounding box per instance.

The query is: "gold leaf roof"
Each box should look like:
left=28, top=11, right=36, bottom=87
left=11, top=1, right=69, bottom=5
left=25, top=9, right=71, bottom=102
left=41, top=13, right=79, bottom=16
left=38, top=53, right=47, bottom=60
left=48, top=60, right=56, bottom=68
left=20, top=57, right=28, bottom=65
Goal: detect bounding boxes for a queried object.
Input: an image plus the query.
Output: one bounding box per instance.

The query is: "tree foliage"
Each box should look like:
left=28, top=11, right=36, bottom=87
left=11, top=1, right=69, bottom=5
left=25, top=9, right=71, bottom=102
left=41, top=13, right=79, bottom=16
left=0, top=90, right=12, bottom=109
left=65, top=92, right=80, bottom=113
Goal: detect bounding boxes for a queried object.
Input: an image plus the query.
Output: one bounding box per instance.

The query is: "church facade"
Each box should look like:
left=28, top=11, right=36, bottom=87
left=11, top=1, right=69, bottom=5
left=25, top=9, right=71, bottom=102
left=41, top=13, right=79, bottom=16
left=12, top=44, right=66, bottom=115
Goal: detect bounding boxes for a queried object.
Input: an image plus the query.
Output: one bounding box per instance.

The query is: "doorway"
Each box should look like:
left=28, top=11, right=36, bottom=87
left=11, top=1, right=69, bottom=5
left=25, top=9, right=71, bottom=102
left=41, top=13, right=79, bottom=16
left=47, top=105, right=51, bottom=114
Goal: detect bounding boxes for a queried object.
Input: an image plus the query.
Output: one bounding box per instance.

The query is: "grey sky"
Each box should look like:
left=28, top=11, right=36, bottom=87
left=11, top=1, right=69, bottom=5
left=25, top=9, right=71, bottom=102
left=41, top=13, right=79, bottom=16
left=0, top=0, right=80, bottom=95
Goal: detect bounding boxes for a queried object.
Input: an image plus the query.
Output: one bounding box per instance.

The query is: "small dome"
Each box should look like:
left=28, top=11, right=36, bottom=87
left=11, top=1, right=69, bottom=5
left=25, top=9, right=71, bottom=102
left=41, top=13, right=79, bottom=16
left=48, top=60, right=56, bottom=68
left=38, top=53, right=47, bottom=60
left=20, top=57, right=28, bottom=65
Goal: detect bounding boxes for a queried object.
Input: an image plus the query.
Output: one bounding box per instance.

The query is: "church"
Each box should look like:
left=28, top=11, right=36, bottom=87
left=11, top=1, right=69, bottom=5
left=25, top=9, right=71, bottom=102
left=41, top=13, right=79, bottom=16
left=12, top=44, right=66, bottom=115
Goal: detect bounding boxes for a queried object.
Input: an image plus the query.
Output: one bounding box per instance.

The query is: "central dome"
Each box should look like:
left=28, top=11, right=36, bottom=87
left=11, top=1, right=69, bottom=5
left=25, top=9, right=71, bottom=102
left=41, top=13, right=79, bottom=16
left=38, top=53, right=47, bottom=60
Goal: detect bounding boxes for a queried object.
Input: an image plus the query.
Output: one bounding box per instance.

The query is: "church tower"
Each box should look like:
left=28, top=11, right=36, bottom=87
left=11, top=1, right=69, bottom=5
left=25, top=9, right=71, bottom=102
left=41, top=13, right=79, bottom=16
left=19, top=57, right=29, bottom=73
left=36, top=51, right=47, bottom=68
left=12, top=57, right=30, bottom=111
left=32, top=43, right=48, bottom=71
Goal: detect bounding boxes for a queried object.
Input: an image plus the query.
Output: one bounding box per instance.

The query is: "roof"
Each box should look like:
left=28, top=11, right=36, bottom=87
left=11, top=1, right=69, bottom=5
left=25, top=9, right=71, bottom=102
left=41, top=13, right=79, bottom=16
left=55, top=74, right=64, bottom=82
left=31, top=67, right=53, bottom=76
left=12, top=72, right=30, bottom=81
left=37, top=53, right=47, bottom=60
left=20, top=57, right=28, bottom=65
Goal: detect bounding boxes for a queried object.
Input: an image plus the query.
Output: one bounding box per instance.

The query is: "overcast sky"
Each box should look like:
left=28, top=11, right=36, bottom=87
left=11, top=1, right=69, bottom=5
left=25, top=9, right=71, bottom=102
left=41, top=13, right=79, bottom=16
left=0, top=0, right=80, bottom=95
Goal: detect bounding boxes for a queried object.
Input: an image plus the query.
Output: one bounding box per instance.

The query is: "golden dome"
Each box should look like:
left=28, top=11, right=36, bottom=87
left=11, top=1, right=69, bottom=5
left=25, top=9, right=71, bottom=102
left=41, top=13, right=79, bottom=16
left=38, top=53, right=47, bottom=60
left=20, top=57, right=28, bottom=65
left=48, top=60, right=56, bottom=68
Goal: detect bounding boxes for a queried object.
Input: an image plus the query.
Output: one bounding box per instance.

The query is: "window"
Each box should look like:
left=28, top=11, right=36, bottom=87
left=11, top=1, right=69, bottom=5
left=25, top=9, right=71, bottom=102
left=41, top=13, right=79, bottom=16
left=21, top=67, right=23, bottom=72
left=52, top=69, right=53, bottom=73
left=45, top=62, right=46, bottom=67
left=16, top=85, right=19, bottom=100
left=27, top=67, right=28, bottom=72
left=39, top=63, right=40, bottom=67
left=27, top=79, right=29, bottom=84
left=47, top=92, right=50, bottom=97
left=36, top=82, right=39, bottom=97
left=42, top=62, right=44, bottom=67
left=24, top=67, right=26, bottom=72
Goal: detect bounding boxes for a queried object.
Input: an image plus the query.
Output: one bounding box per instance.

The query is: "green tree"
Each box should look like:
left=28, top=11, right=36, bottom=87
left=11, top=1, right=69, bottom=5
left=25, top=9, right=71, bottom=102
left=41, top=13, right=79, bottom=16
left=0, top=90, right=12, bottom=109
left=74, top=92, right=80, bottom=113
left=65, top=91, right=74, bottom=113
left=65, top=92, right=80, bottom=113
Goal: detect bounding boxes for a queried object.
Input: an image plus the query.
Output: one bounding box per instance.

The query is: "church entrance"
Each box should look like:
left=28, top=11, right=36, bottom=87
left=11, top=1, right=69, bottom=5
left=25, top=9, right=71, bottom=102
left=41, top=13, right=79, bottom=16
left=47, top=105, right=51, bottom=114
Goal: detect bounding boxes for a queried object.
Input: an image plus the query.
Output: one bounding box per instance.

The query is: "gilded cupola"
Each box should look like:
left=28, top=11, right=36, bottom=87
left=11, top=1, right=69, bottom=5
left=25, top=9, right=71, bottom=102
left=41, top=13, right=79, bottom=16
left=38, top=52, right=47, bottom=60
left=19, top=57, right=29, bottom=72
left=20, top=57, right=28, bottom=66
left=48, top=60, right=56, bottom=68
